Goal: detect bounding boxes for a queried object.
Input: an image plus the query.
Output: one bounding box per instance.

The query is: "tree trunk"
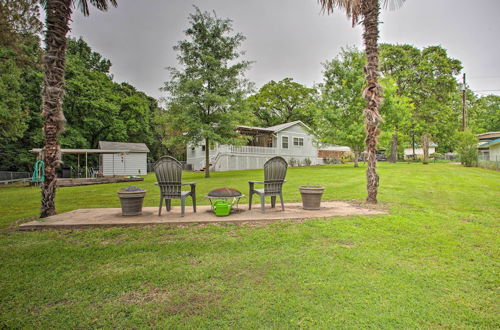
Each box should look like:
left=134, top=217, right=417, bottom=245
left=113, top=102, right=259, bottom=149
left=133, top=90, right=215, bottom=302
left=362, top=0, right=382, bottom=204
left=40, top=0, right=72, bottom=218
left=412, top=132, right=416, bottom=160
left=353, top=151, right=359, bottom=168
left=422, top=133, right=430, bottom=165
left=204, top=137, right=210, bottom=178
left=389, top=131, right=398, bottom=163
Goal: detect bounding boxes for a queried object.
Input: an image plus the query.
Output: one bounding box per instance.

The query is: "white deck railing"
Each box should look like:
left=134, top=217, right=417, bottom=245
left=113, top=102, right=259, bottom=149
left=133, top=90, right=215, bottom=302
left=196, top=145, right=313, bottom=169
left=217, top=145, right=278, bottom=155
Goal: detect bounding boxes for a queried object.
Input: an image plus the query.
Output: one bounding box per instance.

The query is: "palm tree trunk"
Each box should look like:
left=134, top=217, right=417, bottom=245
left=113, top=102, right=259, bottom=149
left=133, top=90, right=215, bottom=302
left=204, top=137, right=210, bottom=178
left=40, top=0, right=72, bottom=218
left=361, top=0, right=382, bottom=204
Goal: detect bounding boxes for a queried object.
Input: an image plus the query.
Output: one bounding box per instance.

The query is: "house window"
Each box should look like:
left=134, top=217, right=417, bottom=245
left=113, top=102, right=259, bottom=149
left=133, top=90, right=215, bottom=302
left=201, top=145, right=206, bottom=151
left=282, top=136, right=289, bottom=149
left=293, top=137, right=304, bottom=146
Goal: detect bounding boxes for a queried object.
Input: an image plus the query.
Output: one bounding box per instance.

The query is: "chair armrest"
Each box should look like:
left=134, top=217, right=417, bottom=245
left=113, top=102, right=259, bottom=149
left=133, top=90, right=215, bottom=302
left=248, top=180, right=265, bottom=184
left=154, top=182, right=158, bottom=185
left=181, top=182, right=196, bottom=186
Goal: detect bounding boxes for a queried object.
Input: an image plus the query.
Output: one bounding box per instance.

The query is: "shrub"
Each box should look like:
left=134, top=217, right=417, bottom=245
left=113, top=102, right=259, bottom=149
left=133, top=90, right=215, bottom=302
left=340, top=154, right=354, bottom=163
left=323, top=157, right=342, bottom=165
left=289, top=158, right=297, bottom=167
left=456, top=131, right=478, bottom=167
left=304, top=158, right=312, bottom=166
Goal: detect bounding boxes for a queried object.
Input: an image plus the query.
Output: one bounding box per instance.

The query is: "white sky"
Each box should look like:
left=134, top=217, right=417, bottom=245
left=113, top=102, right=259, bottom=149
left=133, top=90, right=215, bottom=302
left=68, top=0, right=500, bottom=99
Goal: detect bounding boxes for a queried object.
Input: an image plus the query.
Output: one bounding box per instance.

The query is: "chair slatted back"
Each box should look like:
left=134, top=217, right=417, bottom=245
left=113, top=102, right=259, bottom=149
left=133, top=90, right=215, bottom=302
left=263, top=156, right=288, bottom=194
left=154, top=156, right=182, bottom=198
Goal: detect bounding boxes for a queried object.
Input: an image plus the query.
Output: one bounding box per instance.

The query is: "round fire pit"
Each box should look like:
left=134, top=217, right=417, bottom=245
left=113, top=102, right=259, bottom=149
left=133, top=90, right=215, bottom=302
left=205, top=188, right=245, bottom=214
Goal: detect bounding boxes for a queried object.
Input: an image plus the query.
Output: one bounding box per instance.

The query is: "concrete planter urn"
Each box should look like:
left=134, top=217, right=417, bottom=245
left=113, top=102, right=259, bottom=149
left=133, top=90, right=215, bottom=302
left=118, top=186, right=146, bottom=216
left=299, top=186, right=324, bottom=210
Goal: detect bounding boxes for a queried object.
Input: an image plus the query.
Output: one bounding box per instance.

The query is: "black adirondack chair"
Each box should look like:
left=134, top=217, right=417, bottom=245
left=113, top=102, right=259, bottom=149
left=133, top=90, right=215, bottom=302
left=154, top=156, right=196, bottom=217
left=249, top=156, right=288, bottom=212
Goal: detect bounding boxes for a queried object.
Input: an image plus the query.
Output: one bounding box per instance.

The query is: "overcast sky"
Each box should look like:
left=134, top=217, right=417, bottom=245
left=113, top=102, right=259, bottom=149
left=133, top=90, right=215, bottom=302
left=68, top=0, right=500, bottom=99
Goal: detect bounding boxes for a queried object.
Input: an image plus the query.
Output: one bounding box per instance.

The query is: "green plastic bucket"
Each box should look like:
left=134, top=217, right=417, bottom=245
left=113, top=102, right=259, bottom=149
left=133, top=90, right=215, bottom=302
left=213, top=200, right=232, bottom=216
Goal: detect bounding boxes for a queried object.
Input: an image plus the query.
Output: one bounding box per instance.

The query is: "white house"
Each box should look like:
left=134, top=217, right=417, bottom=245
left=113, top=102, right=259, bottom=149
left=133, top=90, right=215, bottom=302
left=404, top=143, right=437, bottom=159
left=186, top=121, right=320, bottom=172
left=99, top=141, right=149, bottom=176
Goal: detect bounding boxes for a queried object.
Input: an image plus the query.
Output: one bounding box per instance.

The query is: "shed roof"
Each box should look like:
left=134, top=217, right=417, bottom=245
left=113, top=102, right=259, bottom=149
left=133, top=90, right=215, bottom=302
left=98, top=141, right=150, bottom=152
left=30, top=148, right=131, bottom=154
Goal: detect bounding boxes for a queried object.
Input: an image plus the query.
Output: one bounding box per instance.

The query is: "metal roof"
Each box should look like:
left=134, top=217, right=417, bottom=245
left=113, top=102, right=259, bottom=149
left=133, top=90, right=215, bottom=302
left=30, top=148, right=132, bottom=154
left=98, top=141, right=150, bottom=152
left=482, top=138, right=500, bottom=148
left=477, top=132, right=500, bottom=140
left=237, top=121, right=310, bottom=133
left=266, top=120, right=310, bottom=132
left=237, top=125, right=275, bottom=132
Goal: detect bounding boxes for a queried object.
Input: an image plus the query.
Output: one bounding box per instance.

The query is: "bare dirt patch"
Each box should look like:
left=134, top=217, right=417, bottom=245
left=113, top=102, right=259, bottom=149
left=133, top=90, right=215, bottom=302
left=119, top=286, right=170, bottom=305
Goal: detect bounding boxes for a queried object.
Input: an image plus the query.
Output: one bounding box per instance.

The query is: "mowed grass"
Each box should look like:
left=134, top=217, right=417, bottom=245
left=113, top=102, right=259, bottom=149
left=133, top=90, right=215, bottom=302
left=0, top=163, right=499, bottom=328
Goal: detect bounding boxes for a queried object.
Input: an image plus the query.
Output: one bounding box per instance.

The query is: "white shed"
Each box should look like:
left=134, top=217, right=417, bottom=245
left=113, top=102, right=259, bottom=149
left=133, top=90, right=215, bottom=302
left=98, top=141, right=149, bottom=176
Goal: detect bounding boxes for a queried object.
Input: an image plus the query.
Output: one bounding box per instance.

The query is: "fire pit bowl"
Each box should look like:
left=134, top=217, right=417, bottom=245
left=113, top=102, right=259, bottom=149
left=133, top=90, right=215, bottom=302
left=205, top=188, right=245, bottom=215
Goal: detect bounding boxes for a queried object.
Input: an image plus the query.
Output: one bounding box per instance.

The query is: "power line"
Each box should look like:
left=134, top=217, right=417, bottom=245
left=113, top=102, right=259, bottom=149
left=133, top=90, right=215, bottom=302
left=468, top=76, right=500, bottom=79
left=472, top=89, right=500, bottom=92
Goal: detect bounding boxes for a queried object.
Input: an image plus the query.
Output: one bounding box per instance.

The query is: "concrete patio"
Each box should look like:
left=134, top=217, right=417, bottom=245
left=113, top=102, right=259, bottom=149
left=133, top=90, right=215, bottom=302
left=19, top=201, right=387, bottom=231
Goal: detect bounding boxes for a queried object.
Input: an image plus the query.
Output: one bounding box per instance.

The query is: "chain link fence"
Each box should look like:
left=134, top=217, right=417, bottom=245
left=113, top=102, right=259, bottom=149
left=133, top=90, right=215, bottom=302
left=0, top=171, right=31, bottom=184
left=478, top=154, right=500, bottom=170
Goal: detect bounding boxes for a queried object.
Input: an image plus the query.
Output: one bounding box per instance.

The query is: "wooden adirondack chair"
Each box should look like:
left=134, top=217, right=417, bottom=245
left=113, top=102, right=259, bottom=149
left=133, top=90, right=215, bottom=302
left=154, top=156, right=196, bottom=217
left=248, top=156, right=288, bottom=212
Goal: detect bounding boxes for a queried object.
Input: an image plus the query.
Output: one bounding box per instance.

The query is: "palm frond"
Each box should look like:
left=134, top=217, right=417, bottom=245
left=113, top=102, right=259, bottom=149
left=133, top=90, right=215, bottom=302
left=318, top=0, right=405, bottom=25
left=76, top=0, right=118, bottom=16
left=318, top=0, right=363, bottom=25
left=382, top=0, right=406, bottom=11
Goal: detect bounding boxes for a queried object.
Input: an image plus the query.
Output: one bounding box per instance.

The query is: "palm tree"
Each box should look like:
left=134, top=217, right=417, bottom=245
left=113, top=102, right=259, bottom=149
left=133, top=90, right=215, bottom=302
left=318, top=0, right=405, bottom=203
left=39, top=0, right=117, bottom=217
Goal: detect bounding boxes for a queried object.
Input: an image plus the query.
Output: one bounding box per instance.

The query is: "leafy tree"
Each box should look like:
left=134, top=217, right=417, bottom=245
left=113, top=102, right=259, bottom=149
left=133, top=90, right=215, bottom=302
left=319, top=0, right=407, bottom=203
left=0, top=35, right=163, bottom=172
left=39, top=0, right=117, bottom=217
left=0, top=0, right=43, bottom=171
left=380, top=44, right=462, bottom=162
left=456, top=130, right=478, bottom=167
left=246, top=78, right=318, bottom=127
left=468, top=94, right=500, bottom=133
left=0, top=0, right=43, bottom=54
left=61, top=38, right=162, bottom=165
left=162, top=7, right=252, bottom=178
left=66, top=37, right=112, bottom=73
left=318, top=48, right=366, bottom=167
left=378, top=77, right=413, bottom=162
left=0, top=49, right=27, bottom=143
left=413, top=46, right=462, bottom=163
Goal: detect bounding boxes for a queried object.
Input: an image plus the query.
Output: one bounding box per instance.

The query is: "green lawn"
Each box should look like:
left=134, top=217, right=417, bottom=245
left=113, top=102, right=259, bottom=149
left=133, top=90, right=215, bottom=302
left=0, top=163, right=499, bottom=328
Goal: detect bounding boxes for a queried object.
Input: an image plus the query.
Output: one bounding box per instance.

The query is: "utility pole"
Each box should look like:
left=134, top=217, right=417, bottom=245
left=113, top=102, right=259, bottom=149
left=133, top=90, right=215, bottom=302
left=462, top=73, right=466, bottom=131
